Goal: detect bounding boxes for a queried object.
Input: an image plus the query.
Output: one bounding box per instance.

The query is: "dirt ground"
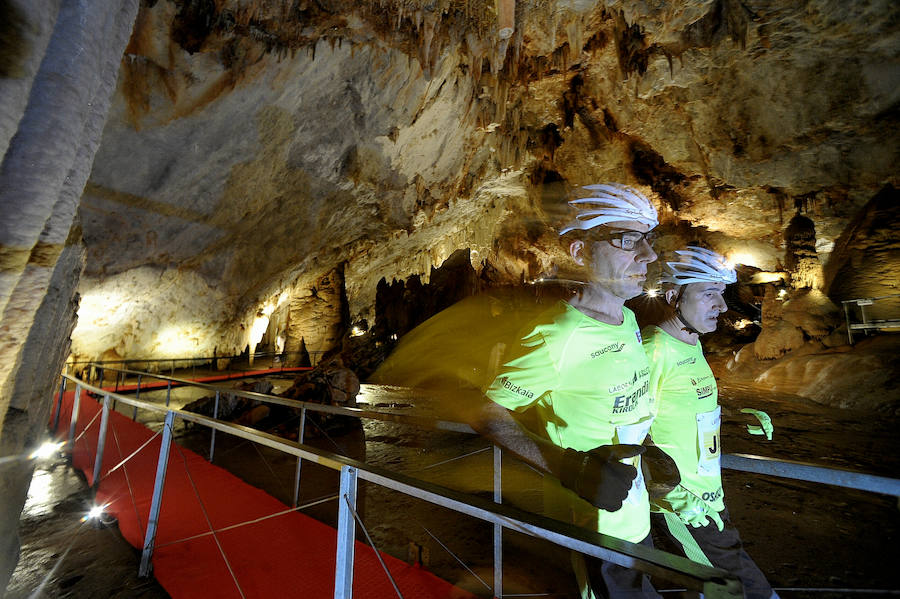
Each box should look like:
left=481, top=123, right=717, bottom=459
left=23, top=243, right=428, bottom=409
left=7, top=374, right=900, bottom=598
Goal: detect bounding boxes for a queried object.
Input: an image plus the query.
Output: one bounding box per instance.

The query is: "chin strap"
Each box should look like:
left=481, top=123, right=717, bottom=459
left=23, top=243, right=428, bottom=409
left=672, top=286, right=701, bottom=336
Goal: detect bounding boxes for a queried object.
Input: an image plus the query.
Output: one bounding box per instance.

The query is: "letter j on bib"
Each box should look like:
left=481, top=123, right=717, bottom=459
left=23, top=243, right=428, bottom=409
left=696, top=406, right=721, bottom=477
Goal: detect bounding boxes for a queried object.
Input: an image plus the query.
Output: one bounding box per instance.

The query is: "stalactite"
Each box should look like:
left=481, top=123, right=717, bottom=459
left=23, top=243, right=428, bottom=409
left=565, top=18, right=583, bottom=66
left=497, top=0, right=514, bottom=39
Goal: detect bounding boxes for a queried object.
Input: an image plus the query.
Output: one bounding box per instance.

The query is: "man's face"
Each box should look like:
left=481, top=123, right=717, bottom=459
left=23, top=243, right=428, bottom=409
left=675, top=282, right=728, bottom=333
left=571, top=220, right=658, bottom=300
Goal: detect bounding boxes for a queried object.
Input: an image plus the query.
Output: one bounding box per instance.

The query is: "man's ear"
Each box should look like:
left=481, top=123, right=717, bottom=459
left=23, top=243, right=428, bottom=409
left=665, top=288, right=678, bottom=305
left=569, top=240, right=585, bottom=266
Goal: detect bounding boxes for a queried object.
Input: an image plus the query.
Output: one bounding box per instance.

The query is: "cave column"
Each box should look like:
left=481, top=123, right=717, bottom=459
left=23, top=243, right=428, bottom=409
left=0, top=0, right=140, bottom=590
left=283, top=264, right=349, bottom=367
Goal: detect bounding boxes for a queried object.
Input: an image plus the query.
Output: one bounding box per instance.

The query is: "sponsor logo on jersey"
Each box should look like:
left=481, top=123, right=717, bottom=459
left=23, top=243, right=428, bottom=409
left=701, top=488, right=723, bottom=502
left=500, top=377, right=534, bottom=399
left=677, top=357, right=696, bottom=366
left=591, top=342, right=624, bottom=358
left=695, top=384, right=714, bottom=400
left=612, top=380, right=649, bottom=414
left=635, top=329, right=643, bottom=343
left=608, top=368, right=649, bottom=395
left=690, top=374, right=714, bottom=386
left=608, top=381, right=629, bottom=393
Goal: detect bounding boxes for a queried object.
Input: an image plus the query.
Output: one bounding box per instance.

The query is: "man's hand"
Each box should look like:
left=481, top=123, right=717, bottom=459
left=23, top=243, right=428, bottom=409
left=740, top=408, right=773, bottom=440
left=559, top=445, right=644, bottom=511
left=657, top=484, right=724, bottom=531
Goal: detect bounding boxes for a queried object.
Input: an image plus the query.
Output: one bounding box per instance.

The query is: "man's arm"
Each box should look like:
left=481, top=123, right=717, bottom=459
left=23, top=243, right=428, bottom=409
left=463, top=396, right=643, bottom=512
left=470, top=399, right=564, bottom=474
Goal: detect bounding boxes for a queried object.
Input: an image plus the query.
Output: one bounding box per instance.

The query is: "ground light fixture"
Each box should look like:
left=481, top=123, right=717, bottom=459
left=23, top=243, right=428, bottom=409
left=28, top=441, right=63, bottom=460
left=83, top=503, right=109, bottom=523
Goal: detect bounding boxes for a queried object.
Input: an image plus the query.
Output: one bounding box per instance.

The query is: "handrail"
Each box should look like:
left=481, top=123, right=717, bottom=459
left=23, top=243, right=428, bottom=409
left=840, top=293, right=900, bottom=344
left=68, top=366, right=900, bottom=498
left=58, top=374, right=743, bottom=597
left=79, top=365, right=474, bottom=434
left=66, top=350, right=325, bottom=366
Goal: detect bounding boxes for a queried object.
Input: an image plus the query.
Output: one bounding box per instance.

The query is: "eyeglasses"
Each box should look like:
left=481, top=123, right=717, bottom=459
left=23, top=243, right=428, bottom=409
left=591, top=229, right=658, bottom=251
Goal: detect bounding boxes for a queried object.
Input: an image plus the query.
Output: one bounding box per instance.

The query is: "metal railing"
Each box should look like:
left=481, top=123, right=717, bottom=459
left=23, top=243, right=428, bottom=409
left=52, top=365, right=900, bottom=598
left=66, top=350, right=326, bottom=382
left=841, top=293, right=900, bottom=344
left=54, top=371, right=747, bottom=598
left=56, top=365, right=900, bottom=499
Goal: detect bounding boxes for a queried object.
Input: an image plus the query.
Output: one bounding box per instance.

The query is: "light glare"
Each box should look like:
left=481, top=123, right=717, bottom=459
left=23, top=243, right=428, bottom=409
left=83, top=503, right=108, bottom=522
left=29, top=441, right=62, bottom=460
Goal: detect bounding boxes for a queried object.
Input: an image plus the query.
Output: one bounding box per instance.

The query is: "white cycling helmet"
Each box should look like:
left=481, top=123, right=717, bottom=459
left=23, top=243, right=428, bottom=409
left=559, top=183, right=659, bottom=235
left=660, top=246, right=737, bottom=285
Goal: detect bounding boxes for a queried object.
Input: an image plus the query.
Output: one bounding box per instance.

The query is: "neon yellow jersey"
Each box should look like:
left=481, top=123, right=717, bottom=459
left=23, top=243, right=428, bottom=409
left=485, top=302, right=653, bottom=542
left=642, top=326, right=725, bottom=513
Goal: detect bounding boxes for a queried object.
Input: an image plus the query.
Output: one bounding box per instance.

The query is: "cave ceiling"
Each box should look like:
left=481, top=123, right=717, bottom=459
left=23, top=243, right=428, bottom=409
left=71, top=0, right=900, bottom=360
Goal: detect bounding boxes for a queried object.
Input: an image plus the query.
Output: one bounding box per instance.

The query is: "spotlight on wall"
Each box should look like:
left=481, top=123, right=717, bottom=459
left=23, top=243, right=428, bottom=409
left=390, top=333, right=398, bottom=341
left=29, top=441, right=63, bottom=460
left=351, top=326, right=365, bottom=337
left=727, top=251, right=758, bottom=269
left=645, top=288, right=660, bottom=298
left=777, top=289, right=788, bottom=300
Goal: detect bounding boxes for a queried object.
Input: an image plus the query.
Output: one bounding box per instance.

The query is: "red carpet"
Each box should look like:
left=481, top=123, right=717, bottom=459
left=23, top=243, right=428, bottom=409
left=52, top=385, right=477, bottom=599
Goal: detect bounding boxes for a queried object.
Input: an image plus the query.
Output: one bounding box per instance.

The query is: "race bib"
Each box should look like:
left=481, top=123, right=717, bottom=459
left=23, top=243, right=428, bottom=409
left=615, top=419, right=653, bottom=504
left=696, top=406, right=721, bottom=477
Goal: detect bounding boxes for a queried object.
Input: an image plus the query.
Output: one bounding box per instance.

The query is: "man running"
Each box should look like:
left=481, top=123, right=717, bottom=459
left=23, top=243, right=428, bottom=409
left=642, top=246, right=778, bottom=599
left=476, top=183, right=663, bottom=598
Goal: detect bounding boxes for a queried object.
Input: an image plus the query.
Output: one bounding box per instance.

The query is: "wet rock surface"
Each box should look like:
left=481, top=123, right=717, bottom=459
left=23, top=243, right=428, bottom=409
left=7, top=457, right=168, bottom=599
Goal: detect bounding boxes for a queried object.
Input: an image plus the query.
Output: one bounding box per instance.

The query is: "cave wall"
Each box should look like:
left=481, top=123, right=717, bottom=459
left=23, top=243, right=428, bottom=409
left=68, top=0, right=898, bottom=366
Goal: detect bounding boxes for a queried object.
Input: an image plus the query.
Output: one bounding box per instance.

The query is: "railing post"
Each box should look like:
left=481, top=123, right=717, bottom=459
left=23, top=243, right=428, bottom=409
left=165, top=380, right=172, bottom=407
left=67, top=384, right=82, bottom=447
left=843, top=301, right=853, bottom=344
left=52, top=375, right=66, bottom=432
left=139, top=410, right=175, bottom=577
left=493, top=445, right=503, bottom=599
left=292, top=407, right=307, bottom=508
left=97, top=366, right=104, bottom=387
left=92, top=394, right=112, bottom=488
left=209, top=390, right=220, bottom=461
left=334, top=465, right=358, bottom=599
left=133, top=374, right=142, bottom=420
left=859, top=301, right=871, bottom=339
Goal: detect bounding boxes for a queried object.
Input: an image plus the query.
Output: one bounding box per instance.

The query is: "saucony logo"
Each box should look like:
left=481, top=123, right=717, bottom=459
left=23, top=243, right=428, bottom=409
left=591, top=342, right=624, bottom=358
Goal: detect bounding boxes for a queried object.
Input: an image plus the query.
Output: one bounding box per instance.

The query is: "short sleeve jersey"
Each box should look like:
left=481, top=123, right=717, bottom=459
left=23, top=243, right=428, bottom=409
left=642, top=326, right=725, bottom=512
left=485, top=301, right=653, bottom=542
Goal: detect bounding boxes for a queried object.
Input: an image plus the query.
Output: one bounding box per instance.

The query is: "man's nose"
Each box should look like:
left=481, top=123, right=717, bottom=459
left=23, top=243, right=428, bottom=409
left=635, top=238, right=657, bottom=263
left=714, top=295, right=728, bottom=312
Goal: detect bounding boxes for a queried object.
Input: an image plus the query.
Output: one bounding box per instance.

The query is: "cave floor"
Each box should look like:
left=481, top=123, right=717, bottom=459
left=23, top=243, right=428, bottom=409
left=7, top=372, right=900, bottom=599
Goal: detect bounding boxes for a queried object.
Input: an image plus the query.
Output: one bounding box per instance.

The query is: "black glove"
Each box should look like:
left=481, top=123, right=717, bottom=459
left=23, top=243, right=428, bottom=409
left=559, top=445, right=644, bottom=511
left=641, top=442, right=681, bottom=499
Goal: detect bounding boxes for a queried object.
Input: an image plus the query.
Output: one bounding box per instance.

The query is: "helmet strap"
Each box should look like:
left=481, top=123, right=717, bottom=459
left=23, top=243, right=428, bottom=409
left=672, top=285, right=701, bottom=336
